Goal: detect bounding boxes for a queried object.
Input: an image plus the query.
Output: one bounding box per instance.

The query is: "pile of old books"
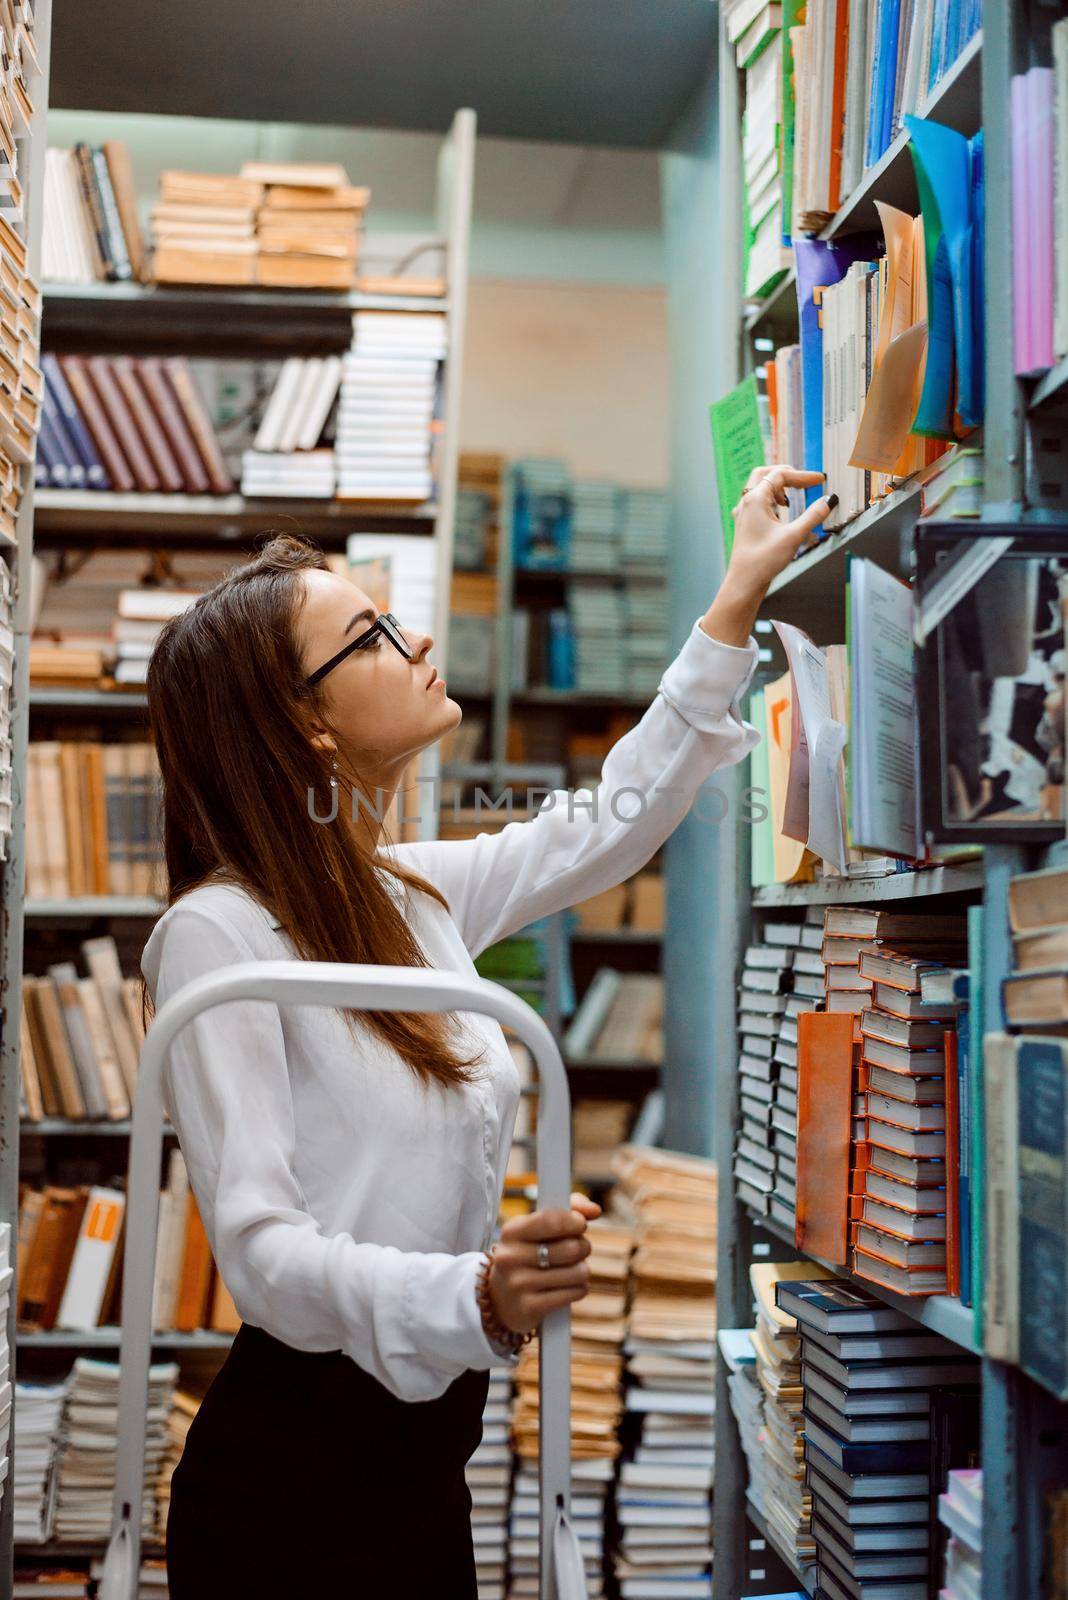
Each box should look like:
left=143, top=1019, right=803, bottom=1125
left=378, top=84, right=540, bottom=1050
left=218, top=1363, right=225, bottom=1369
left=53, top=1358, right=178, bottom=1542
left=12, top=1375, right=67, bottom=1543
left=149, top=162, right=370, bottom=290
left=468, top=1367, right=513, bottom=1600
left=611, top=1147, right=717, bottom=1600
left=509, top=1219, right=633, bottom=1598
left=156, top=1389, right=199, bottom=1542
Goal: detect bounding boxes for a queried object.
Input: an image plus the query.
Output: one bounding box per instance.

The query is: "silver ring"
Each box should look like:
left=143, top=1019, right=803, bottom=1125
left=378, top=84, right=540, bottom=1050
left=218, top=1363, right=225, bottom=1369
left=537, top=1243, right=551, bottom=1271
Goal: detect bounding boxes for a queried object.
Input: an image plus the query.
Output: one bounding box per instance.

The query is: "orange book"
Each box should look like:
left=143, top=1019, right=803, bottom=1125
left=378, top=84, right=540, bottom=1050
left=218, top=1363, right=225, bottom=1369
left=209, top=1271, right=242, bottom=1334
left=795, top=1012, right=856, bottom=1267
left=174, top=1194, right=214, bottom=1332
left=943, top=1030, right=961, bottom=1299
left=826, top=0, right=851, bottom=213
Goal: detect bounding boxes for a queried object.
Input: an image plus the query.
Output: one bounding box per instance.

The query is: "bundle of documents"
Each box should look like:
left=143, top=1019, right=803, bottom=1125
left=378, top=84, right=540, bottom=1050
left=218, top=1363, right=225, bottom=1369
left=510, top=1221, right=632, bottom=1598
left=156, top=1389, right=199, bottom=1542
left=567, top=582, right=626, bottom=694
left=248, top=161, right=369, bottom=291
left=468, top=1367, right=513, bottom=1600
left=619, top=489, right=670, bottom=570
left=568, top=481, right=622, bottom=572
left=940, top=1468, right=982, bottom=1598
left=612, top=1148, right=717, bottom=1599
left=623, top=581, right=669, bottom=698
left=719, top=1327, right=767, bottom=1517
left=749, top=1261, right=834, bottom=1572
left=150, top=171, right=263, bottom=287
left=336, top=311, right=445, bottom=501
left=12, top=1376, right=67, bottom=1543
left=53, top=1358, right=178, bottom=1541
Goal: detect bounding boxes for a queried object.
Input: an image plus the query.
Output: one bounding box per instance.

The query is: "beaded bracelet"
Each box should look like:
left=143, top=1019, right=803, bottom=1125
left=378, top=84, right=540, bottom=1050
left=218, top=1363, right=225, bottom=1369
left=476, top=1247, right=535, bottom=1353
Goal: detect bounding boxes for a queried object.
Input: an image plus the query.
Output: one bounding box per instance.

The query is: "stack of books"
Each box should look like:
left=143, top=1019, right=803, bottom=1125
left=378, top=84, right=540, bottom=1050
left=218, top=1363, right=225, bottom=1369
left=567, top=582, right=626, bottom=694
left=12, top=1374, right=68, bottom=1543
left=776, top=1277, right=980, bottom=1600
left=14, top=1572, right=90, bottom=1598
left=110, top=584, right=199, bottom=687
left=149, top=170, right=264, bottom=287
left=748, top=1261, right=834, bottom=1573
left=156, top=1389, right=199, bottom=1543
left=23, top=741, right=163, bottom=900
left=564, top=971, right=664, bottom=1066
left=468, top=1367, right=513, bottom=1600
left=622, top=580, right=669, bottom=698
left=17, top=1184, right=126, bottom=1332
left=0, top=1224, right=10, bottom=1521
left=1003, top=860, right=1068, bottom=1034
left=512, top=458, right=572, bottom=570
left=568, top=481, right=621, bottom=571
left=735, top=913, right=825, bottom=1231
left=719, top=1326, right=767, bottom=1520
left=454, top=486, right=493, bottom=570
left=509, top=1458, right=614, bottom=1600
left=42, top=142, right=145, bottom=284
left=38, top=353, right=233, bottom=495
left=723, top=0, right=791, bottom=301
left=20, top=937, right=147, bottom=1124
left=619, top=489, right=669, bottom=571
left=572, top=1101, right=635, bottom=1187
left=447, top=571, right=497, bottom=695
left=0, top=558, right=13, bottom=867
left=919, top=447, right=984, bottom=520
left=939, top=1467, right=982, bottom=1597
left=612, top=1147, right=717, bottom=1600
left=240, top=353, right=343, bottom=497
left=336, top=311, right=445, bottom=501
left=510, top=1222, right=631, bottom=1596
left=53, top=1358, right=178, bottom=1542
left=248, top=161, right=369, bottom=291
left=152, top=1150, right=242, bottom=1337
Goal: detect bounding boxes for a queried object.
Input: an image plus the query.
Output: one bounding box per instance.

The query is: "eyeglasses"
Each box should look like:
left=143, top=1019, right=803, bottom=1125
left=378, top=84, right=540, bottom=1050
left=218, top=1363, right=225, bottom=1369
left=305, top=612, right=413, bottom=688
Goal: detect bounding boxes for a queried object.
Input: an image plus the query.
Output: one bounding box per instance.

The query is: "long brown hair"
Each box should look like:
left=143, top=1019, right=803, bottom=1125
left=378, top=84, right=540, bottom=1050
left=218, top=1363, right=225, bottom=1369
left=144, top=532, right=480, bottom=1089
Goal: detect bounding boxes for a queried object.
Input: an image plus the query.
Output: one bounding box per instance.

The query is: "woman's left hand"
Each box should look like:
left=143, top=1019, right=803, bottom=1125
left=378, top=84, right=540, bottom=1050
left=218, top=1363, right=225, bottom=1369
left=701, top=464, right=835, bottom=647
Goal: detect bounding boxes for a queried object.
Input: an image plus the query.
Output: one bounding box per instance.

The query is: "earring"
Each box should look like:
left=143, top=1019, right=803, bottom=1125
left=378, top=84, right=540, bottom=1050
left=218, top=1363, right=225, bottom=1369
left=329, top=755, right=339, bottom=794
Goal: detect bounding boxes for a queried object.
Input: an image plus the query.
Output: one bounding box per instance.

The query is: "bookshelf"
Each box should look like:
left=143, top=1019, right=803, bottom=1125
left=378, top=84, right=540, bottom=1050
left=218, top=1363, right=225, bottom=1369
left=707, top=0, right=1068, bottom=1596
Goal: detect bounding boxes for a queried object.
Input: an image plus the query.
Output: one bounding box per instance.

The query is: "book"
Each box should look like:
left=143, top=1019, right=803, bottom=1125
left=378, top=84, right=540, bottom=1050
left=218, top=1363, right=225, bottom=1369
left=56, top=1188, right=126, bottom=1330
left=796, top=1012, right=856, bottom=1264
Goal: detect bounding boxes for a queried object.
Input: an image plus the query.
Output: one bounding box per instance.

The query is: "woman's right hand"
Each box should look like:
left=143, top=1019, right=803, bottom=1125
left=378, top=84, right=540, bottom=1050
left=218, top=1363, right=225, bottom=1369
left=488, top=1192, right=601, bottom=1334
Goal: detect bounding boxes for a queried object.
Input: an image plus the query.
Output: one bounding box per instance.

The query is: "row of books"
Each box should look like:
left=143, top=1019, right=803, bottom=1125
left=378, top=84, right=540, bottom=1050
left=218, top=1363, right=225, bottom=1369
left=17, top=1161, right=239, bottom=1338
left=1013, top=35, right=1068, bottom=376
left=15, top=1359, right=179, bottom=1548
left=0, top=4, right=39, bottom=232
left=0, top=1224, right=10, bottom=1533
left=724, top=0, right=980, bottom=293
left=564, top=970, right=664, bottom=1065
left=511, top=460, right=669, bottom=572
left=19, top=936, right=147, bottom=1122
left=24, top=740, right=162, bottom=900
left=610, top=1147, right=717, bottom=1600
left=37, top=351, right=233, bottom=494
left=42, top=143, right=146, bottom=285
left=0, top=558, right=13, bottom=865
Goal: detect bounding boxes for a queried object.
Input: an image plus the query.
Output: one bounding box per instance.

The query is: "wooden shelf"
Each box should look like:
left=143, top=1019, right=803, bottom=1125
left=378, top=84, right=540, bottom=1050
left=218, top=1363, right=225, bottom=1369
left=32, top=488, right=435, bottom=543
left=821, top=32, right=982, bottom=239
left=15, top=1540, right=165, bottom=1562
left=1030, top=356, right=1068, bottom=412
left=29, top=687, right=148, bottom=713
left=752, top=861, right=984, bottom=906
left=42, top=280, right=449, bottom=356
left=747, top=1204, right=980, bottom=1354
left=25, top=896, right=163, bottom=919
left=17, top=1328, right=234, bottom=1348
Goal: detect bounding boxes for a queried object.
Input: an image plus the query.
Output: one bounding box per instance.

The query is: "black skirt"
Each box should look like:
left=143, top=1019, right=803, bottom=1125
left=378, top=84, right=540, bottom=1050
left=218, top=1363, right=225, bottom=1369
left=165, top=1322, right=490, bottom=1599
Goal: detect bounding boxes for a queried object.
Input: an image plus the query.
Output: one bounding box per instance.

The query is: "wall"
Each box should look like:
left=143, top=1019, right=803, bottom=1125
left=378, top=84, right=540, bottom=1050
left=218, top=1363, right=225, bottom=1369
left=462, top=278, right=668, bottom=485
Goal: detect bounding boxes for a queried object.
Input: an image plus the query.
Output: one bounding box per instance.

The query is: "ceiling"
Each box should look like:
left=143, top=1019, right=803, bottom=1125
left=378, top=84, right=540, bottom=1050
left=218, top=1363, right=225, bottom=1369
left=49, top=0, right=719, bottom=150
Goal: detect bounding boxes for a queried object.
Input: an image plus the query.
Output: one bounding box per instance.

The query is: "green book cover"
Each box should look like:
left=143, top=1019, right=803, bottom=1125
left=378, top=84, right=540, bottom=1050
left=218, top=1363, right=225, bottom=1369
left=709, top=374, right=766, bottom=559
left=780, top=0, right=804, bottom=243
left=968, top=901, right=985, bottom=1341
left=747, top=688, right=776, bottom=888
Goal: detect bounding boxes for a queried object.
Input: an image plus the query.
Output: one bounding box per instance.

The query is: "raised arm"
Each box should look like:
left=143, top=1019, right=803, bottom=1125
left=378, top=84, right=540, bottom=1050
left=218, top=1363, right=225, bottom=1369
left=395, top=466, right=833, bottom=957
left=149, top=905, right=507, bottom=1401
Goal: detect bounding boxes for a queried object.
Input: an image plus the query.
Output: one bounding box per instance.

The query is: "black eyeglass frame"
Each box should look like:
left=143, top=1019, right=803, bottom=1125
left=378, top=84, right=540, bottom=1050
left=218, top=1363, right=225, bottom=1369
left=305, top=612, right=413, bottom=687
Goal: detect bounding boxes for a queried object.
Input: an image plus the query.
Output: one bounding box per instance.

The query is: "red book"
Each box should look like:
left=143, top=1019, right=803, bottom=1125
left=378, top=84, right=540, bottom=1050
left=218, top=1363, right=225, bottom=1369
left=943, top=1030, right=961, bottom=1299
left=795, top=1011, right=856, bottom=1268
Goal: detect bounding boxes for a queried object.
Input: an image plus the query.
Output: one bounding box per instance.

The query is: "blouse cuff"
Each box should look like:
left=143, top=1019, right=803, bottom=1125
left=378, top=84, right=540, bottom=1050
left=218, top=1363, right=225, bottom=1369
left=657, top=616, right=760, bottom=734
left=447, top=1251, right=520, bottom=1371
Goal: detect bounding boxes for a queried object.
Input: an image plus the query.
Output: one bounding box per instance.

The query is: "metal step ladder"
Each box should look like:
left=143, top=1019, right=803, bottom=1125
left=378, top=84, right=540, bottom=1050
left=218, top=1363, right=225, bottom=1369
left=96, top=960, right=588, bottom=1600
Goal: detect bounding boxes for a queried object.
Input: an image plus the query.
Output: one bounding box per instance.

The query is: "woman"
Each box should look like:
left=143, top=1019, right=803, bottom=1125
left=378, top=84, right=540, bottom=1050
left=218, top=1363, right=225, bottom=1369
left=142, top=464, right=831, bottom=1598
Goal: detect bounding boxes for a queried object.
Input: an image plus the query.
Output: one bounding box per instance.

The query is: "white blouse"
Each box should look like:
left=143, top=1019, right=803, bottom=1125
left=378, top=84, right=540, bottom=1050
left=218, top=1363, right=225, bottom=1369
left=140, top=617, right=759, bottom=1403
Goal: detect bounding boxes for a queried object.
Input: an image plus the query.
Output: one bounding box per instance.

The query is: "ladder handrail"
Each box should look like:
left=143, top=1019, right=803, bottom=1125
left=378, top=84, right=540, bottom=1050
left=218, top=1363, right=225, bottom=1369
left=98, top=961, right=585, bottom=1600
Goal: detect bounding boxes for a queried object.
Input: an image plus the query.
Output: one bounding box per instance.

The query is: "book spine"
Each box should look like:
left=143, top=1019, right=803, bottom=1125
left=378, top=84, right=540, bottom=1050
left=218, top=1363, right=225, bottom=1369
left=39, top=371, right=86, bottom=488
left=103, top=141, right=147, bottom=283
left=35, top=407, right=67, bottom=488
left=57, top=355, right=135, bottom=493
left=111, top=357, right=184, bottom=493
left=90, top=146, right=133, bottom=282
left=161, top=357, right=234, bottom=495
left=137, top=356, right=211, bottom=495
left=1017, top=1038, right=1068, bottom=1398
left=72, top=142, right=115, bottom=281
left=85, top=356, right=160, bottom=492
left=982, top=1032, right=1019, bottom=1363
left=42, top=353, right=111, bottom=488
